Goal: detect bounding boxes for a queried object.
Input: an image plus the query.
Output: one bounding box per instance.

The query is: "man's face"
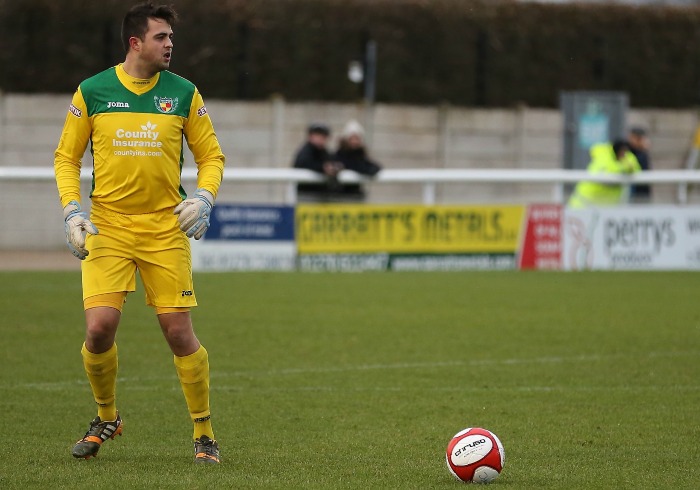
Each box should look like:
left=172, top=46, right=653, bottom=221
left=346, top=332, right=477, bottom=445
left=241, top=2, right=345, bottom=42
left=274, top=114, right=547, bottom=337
left=308, top=132, right=328, bottom=148
left=136, top=18, right=173, bottom=73
left=628, top=133, right=650, bottom=151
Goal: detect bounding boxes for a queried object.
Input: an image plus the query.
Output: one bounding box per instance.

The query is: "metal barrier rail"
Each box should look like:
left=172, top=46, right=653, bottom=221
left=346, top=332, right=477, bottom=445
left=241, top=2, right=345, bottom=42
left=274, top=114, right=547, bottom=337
left=2, top=166, right=700, bottom=204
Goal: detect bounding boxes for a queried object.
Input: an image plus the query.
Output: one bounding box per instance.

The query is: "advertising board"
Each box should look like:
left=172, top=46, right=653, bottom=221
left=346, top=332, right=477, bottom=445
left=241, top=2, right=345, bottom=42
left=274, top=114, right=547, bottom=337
left=191, top=204, right=296, bottom=271
left=563, top=207, right=700, bottom=270
left=296, top=204, right=525, bottom=271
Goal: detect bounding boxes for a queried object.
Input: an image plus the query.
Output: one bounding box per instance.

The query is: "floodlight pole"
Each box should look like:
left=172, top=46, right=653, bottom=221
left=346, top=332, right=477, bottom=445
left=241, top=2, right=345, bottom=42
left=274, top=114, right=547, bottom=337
left=364, top=40, right=377, bottom=105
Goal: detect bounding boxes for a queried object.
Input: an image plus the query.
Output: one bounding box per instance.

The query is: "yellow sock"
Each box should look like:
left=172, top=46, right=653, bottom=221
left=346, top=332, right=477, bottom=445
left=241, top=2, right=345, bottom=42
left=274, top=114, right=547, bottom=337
left=81, top=342, right=118, bottom=422
left=174, top=345, right=214, bottom=440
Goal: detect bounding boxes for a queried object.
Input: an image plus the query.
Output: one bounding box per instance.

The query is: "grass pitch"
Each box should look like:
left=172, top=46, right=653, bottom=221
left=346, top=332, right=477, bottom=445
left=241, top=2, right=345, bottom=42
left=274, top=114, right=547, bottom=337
left=0, top=270, right=698, bottom=489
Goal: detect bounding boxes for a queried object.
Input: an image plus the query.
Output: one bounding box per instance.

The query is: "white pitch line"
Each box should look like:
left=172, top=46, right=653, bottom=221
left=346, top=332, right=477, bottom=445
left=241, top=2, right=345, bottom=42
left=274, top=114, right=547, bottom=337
left=210, top=384, right=700, bottom=394
left=210, top=350, right=700, bottom=378
left=3, top=350, right=698, bottom=391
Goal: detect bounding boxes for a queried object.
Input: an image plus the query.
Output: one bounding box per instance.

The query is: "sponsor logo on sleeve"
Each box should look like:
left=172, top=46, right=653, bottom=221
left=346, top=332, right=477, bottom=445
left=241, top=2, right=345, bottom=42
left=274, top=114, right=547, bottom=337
left=68, top=104, right=82, bottom=118
left=197, top=105, right=208, bottom=117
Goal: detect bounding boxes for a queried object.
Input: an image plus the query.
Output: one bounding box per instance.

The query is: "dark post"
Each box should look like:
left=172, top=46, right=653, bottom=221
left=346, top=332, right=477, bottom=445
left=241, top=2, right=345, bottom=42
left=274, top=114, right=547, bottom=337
left=475, top=30, right=488, bottom=107
left=363, top=39, right=377, bottom=104
left=236, top=22, right=251, bottom=99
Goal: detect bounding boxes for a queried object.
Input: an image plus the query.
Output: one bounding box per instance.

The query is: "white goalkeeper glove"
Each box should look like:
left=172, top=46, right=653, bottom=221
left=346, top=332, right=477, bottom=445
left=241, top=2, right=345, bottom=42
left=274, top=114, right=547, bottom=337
left=173, top=188, right=214, bottom=240
left=63, top=201, right=99, bottom=260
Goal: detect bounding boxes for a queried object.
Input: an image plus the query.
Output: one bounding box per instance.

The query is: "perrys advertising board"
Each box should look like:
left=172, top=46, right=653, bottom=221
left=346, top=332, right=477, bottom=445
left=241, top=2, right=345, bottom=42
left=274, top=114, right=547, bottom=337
left=562, top=207, right=700, bottom=270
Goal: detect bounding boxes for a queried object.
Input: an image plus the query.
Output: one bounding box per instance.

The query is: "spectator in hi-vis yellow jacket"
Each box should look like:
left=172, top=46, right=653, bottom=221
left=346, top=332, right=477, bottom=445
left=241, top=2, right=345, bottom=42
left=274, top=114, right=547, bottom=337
left=568, top=140, right=641, bottom=208
left=54, top=2, right=224, bottom=465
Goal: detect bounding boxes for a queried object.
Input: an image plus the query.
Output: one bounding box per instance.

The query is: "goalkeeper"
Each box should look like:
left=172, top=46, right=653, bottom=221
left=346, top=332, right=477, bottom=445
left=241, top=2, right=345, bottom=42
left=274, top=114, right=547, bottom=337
left=54, top=2, right=225, bottom=464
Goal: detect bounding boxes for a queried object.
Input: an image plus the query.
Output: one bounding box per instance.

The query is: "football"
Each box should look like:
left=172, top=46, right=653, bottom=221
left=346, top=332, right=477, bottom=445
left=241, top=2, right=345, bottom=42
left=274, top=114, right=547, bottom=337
left=445, top=427, right=505, bottom=484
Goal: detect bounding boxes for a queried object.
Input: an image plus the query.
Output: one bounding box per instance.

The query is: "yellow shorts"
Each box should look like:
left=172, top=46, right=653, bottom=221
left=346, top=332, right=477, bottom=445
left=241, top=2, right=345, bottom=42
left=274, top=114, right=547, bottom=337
left=82, top=203, right=197, bottom=310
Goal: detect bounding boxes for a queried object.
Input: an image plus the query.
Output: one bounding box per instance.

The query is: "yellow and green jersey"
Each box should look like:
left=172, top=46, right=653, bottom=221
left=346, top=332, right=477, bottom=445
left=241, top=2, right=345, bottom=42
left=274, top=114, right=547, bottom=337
left=55, top=64, right=225, bottom=215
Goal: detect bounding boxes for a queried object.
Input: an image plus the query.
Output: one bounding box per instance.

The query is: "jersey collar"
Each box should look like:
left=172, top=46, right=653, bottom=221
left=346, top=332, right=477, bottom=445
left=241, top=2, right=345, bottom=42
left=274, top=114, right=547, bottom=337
left=116, top=63, right=160, bottom=95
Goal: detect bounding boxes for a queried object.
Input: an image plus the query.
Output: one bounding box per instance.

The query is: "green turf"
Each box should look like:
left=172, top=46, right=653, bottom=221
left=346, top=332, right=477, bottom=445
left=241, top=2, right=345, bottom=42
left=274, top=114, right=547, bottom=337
left=0, top=271, right=698, bottom=489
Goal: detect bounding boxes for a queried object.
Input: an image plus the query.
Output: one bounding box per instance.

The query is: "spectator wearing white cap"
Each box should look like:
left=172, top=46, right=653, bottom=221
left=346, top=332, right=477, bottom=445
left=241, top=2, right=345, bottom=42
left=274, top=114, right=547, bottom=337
left=329, top=120, right=382, bottom=201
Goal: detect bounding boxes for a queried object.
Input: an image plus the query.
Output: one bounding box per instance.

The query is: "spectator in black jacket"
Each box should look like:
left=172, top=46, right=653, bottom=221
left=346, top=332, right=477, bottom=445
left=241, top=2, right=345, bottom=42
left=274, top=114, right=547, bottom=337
left=292, top=123, right=342, bottom=201
left=293, top=123, right=339, bottom=175
left=330, top=120, right=382, bottom=201
left=335, top=120, right=381, bottom=176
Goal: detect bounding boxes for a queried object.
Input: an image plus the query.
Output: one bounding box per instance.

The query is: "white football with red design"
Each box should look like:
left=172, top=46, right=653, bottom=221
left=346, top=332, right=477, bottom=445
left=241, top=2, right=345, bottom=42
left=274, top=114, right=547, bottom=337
left=445, top=427, right=505, bottom=484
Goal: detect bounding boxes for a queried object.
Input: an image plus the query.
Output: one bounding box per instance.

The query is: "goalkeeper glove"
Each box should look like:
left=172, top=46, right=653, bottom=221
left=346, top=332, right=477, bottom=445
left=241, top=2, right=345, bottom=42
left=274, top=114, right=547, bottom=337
left=63, top=201, right=99, bottom=260
left=173, top=188, right=214, bottom=240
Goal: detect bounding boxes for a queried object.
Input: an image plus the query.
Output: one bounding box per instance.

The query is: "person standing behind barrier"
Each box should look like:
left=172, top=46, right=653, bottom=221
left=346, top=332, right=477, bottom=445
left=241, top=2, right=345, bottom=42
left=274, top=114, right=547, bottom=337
left=292, top=123, right=343, bottom=202
left=568, top=139, right=641, bottom=208
left=330, top=120, right=382, bottom=201
left=627, top=126, right=652, bottom=203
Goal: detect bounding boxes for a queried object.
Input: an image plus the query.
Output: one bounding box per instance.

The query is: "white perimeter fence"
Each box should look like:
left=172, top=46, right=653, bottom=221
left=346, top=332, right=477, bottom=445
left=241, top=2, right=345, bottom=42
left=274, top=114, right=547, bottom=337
left=2, top=166, right=700, bottom=249
left=5, top=166, right=700, bottom=203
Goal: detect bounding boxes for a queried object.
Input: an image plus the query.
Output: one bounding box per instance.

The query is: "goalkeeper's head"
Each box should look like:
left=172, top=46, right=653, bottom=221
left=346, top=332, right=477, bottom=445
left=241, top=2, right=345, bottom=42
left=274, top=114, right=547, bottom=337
left=121, top=2, right=178, bottom=53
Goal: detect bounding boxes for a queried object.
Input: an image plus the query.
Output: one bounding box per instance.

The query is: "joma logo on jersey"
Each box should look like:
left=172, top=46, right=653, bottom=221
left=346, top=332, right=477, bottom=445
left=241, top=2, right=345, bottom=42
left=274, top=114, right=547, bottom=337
left=107, top=101, right=130, bottom=109
left=155, top=96, right=179, bottom=114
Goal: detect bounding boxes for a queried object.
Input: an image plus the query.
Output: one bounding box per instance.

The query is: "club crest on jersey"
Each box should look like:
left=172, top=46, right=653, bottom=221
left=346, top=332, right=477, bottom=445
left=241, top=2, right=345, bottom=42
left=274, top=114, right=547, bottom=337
left=154, top=96, right=178, bottom=114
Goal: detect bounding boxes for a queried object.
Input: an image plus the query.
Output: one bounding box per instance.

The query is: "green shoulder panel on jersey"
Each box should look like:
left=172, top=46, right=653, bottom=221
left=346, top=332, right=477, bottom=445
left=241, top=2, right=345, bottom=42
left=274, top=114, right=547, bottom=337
left=79, top=68, right=195, bottom=118
left=79, top=67, right=124, bottom=117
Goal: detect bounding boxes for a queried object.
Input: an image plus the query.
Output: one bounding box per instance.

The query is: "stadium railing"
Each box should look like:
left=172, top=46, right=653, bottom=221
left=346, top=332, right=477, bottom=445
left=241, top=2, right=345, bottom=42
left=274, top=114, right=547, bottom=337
left=2, top=166, right=700, bottom=204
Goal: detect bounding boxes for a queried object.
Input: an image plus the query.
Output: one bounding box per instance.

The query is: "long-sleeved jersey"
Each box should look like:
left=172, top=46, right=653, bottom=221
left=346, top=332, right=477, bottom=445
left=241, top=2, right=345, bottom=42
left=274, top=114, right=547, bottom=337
left=54, top=64, right=225, bottom=214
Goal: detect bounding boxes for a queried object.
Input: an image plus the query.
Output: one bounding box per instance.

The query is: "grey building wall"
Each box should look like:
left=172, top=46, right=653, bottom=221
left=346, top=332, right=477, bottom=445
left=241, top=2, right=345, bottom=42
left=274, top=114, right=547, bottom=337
left=1, top=93, right=698, bottom=249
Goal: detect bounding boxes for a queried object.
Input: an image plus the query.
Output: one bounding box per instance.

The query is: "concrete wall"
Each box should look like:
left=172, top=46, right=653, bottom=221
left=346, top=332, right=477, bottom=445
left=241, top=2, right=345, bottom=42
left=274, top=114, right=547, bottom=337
left=1, top=93, right=698, bottom=249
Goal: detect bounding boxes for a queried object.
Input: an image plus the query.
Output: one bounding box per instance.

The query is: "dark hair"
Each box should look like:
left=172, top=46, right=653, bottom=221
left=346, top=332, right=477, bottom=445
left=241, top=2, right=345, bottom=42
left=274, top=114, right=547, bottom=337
left=121, top=2, right=178, bottom=52
left=307, top=123, right=330, bottom=137
left=612, top=139, right=629, bottom=156
left=629, top=126, right=647, bottom=137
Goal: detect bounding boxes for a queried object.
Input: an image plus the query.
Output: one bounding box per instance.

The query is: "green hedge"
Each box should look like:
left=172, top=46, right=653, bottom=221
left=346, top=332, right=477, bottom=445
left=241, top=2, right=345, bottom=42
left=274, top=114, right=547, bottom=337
left=1, top=0, right=700, bottom=107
